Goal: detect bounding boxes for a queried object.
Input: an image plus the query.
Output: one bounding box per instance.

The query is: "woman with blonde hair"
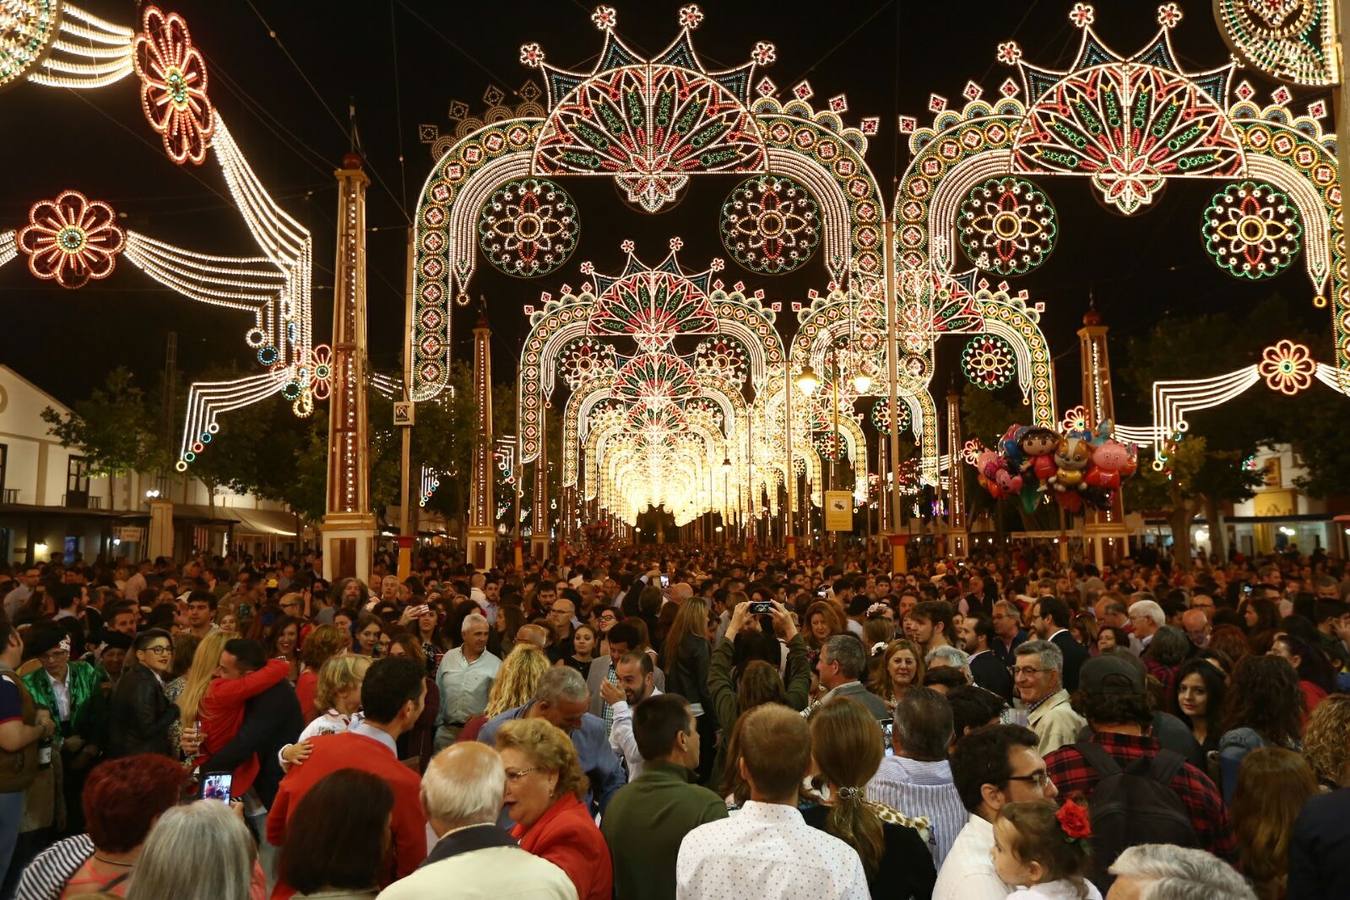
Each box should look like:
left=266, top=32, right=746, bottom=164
left=802, top=696, right=935, bottom=898
left=1231, top=747, right=1319, bottom=900
left=496, top=718, right=612, bottom=900
left=278, top=654, right=373, bottom=769
left=176, top=631, right=233, bottom=732
left=1301, top=693, right=1350, bottom=789
left=458, top=644, right=551, bottom=742
left=871, top=639, right=925, bottom=708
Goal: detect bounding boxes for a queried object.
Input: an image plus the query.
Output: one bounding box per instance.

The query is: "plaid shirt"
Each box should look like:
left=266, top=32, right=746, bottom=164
left=1044, top=730, right=1235, bottom=861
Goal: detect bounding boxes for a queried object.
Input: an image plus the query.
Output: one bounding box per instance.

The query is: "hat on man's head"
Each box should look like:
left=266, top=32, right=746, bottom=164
left=1079, top=654, right=1145, bottom=695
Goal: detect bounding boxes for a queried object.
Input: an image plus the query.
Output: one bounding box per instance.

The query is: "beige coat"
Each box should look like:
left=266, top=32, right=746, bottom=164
left=377, top=846, right=577, bottom=900
left=1027, top=688, right=1086, bottom=757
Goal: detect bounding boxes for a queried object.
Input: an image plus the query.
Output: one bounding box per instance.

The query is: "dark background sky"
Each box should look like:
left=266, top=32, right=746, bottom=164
left=0, top=0, right=1330, bottom=427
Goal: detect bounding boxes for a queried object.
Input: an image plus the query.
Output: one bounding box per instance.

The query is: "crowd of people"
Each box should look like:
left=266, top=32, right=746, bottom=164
left=1, top=538, right=1348, bottom=900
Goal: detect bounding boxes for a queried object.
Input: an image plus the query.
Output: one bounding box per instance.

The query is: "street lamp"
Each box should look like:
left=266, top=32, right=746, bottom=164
left=852, top=371, right=872, bottom=393
left=795, top=364, right=819, bottom=396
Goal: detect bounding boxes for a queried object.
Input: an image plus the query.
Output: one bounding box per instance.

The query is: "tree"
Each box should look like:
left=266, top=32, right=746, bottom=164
left=42, top=367, right=160, bottom=510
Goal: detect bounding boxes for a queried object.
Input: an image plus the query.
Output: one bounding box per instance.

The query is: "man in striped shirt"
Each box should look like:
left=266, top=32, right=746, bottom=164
left=865, top=686, right=967, bottom=866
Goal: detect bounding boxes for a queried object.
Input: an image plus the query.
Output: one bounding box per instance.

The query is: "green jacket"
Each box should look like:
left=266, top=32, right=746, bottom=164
left=600, top=762, right=727, bottom=900
left=23, top=660, right=107, bottom=749
left=707, top=632, right=811, bottom=787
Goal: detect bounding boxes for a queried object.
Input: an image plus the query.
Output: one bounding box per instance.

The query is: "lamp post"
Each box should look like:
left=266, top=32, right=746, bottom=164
left=721, top=455, right=732, bottom=548
left=795, top=363, right=818, bottom=549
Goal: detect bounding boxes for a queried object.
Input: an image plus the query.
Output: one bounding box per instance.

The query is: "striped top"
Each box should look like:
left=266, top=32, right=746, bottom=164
left=865, top=755, right=968, bottom=867
left=15, top=833, right=95, bottom=900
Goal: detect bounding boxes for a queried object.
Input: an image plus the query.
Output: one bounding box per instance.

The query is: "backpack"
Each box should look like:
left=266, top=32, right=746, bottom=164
left=1072, top=741, right=1198, bottom=890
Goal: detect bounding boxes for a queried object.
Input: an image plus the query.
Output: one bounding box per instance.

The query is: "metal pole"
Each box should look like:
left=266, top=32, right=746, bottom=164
left=785, top=368, right=796, bottom=560
left=396, top=228, right=414, bottom=580
left=884, top=218, right=907, bottom=574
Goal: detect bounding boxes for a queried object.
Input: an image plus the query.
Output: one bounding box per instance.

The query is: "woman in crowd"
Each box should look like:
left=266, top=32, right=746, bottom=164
left=14, top=753, right=187, bottom=899
left=594, top=607, right=619, bottom=658
left=280, top=655, right=373, bottom=769
left=459, top=644, right=551, bottom=743
left=871, top=639, right=924, bottom=711
left=411, top=604, right=445, bottom=674
left=106, top=629, right=178, bottom=758
left=662, top=597, right=716, bottom=777
left=804, top=600, right=845, bottom=669
left=496, top=718, right=612, bottom=900
left=353, top=614, right=384, bottom=657
left=162, top=633, right=200, bottom=760
left=1218, top=654, right=1306, bottom=804
left=1171, top=657, right=1227, bottom=757
left=1208, top=625, right=1250, bottom=670
left=277, top=769, right=393, bottom=900
left=1269, top=634, right=1335, bottom=713
left=801, top=697, right=936, bottom=899
left=622, top=616, right=659, bottom=669
left=265, top=615, right=303, bottom=683
left=295, top=624, right=349, bottom=723
left=1239, top=595, right=1281, bottom=653
left=1231, top=747, right=1319, bottom=900
left=559, top=624, right=596, bottom=677
left=124, top=800, right=262, bottom=900
left=386, top=632, right=440, bottom=770
left=490, top=604, right=526, bottom=659
left=1095, top=625, right=1130, bottom=655
left=1300, top=693, right=1350, bottom=789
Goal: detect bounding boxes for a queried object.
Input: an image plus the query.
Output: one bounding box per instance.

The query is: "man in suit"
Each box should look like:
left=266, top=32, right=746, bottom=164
left=806, top=634, right=890, bottom=720
left=267, top=657, right=428, bottom=896
left=958, top=616, right=1014, bottom=701
left=1030, top=596, right=1087, bottom=692
left=379, top=742, right=575, bottom=900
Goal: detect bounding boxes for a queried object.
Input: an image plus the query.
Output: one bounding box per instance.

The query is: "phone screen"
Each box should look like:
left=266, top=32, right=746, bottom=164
left=660, top=575, right=670, bottom=588
left=880, top=718, right=894, bottom=757
left=201, top=773, right=233, bottom=803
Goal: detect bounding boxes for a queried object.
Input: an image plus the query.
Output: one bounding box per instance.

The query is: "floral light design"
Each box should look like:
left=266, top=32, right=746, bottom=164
left=1258, top=340, right=1314, bottom=394
left=133, top=6, right=214, bottom=165
left=961, top=335, right=1016, bottom=390
left=308, top=345, right=333, bottom=400
left=478, top=178, right=578, bottom=278
left=17, top=191, right=125, bottom=289
left=1060, top=404, right=1090, bottom=433
left=1203, top=181, right=1302, bottom=280
left=721, top=174, right=821, bottom=274
left=958, top=177, right=1057, bottom=275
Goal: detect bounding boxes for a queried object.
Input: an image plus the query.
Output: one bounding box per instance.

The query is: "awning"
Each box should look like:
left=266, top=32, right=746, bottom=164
left=229, top=507, right=301, bottom=537
left=165, top=504, right=239, bottom=524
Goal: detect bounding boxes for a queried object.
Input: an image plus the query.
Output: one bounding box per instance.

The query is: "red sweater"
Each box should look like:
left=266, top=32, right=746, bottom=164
left=266, top=730, right=426, bottom=899
left=196, top=659, right=288, bottom=796
left=512, top=793, right=613, bottom=900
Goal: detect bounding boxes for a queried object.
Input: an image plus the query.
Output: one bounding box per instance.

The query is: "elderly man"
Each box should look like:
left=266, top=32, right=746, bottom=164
left=1127, top=598, right=1165, bottom=654
left=378, top=743, right=576, bottom=900
left=808, top=634, right=890, bottom=720
left=1105, top=845, right=1254, bottom=900
left=1180, top=608, right=1211, bottom=650
left=478, top=667, right=625, bottom=815
left=434, top=613, right=500, bottom=750
left=1013, top=639, right=1085, bottom=757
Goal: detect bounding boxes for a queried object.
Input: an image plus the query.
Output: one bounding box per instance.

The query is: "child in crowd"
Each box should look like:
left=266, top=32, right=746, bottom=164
left=991, top=799, right=1101, bottom=900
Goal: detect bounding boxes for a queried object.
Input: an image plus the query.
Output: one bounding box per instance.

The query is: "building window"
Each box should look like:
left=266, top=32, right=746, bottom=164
left=66, top=455, right=90, bottom=508
left=0, top=443, right=7, bottom=496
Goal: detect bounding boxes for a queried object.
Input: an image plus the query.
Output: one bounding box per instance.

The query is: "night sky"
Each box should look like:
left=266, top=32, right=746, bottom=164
left=0, top=0, right=1330, bottom=428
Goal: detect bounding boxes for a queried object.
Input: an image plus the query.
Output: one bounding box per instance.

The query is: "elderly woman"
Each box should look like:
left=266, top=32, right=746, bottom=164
left=106, top=629, right=178, bottom=758
left=459, top=644, right=551, bottom=743
left=125, top=800, right=262, bottom=900
left=13, top=753, right=187, bottom=899
left=496, top=718, right=613, bottom=900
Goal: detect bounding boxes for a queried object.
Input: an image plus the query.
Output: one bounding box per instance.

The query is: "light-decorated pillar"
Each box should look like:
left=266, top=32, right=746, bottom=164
left=945, top=383, right=968, bottom=558
left=322, top=153, right=377, bottom=582
left=1078, top=306, right=1129, bottom=567
left=531, top=400, right=549, bottom=560
left=467, top=310, right=496, bottom=570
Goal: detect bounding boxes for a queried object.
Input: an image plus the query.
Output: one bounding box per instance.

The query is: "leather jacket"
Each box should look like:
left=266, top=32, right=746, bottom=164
left=106, top=666, right=178, bottom=758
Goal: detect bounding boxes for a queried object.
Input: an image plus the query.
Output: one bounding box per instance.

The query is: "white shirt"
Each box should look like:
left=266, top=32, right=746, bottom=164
left=608, top=687, right=661, bottom=780
left=865, top=755, right=966, bottom=865
left=435, top=647, right=501, bottom=727
left=280, top=709, right=365, bottom=770
left=676, top=800, right=869, bottom=900
left=1008, top=880, right=1102, bottom=900
left=932, top=814, right=1009, bottom=900
left=44, top=668, right=72, bottom=722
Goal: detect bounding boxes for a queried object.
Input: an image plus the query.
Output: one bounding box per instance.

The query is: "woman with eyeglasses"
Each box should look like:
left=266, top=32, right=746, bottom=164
left=594, top=607, right=620, bottom=658
left=106, top=629, right=179, bottom=758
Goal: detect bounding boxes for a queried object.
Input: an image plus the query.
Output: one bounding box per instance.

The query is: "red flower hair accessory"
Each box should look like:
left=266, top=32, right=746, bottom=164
left=1055, top=799, right=1092, bottom=843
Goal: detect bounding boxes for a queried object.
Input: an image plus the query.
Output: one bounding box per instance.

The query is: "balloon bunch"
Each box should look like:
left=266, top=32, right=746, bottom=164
left=972, top=420, right=1137, bottom=513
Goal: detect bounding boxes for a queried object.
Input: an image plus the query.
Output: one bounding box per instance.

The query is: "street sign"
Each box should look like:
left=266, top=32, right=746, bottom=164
left=394, top=401, right=415, bottom=427
left=824, top=490, right=853, bottom=531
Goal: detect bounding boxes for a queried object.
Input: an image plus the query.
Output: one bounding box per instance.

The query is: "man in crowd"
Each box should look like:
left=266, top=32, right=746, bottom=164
left=906, top=600, right=955, bottom=655
left=588, top=623, right=665, bottom=730
left=1180, top=608, right=1211, bottom=650
left=602, top=650, right=660, bottom=779
left=1128, top=598, right=1165, bottom=654
left=434, top=613, right=499, bottom=749
left=1107, top=845, right=1254, bottom=900
left=989, top=600, right=1027, bottom=668
left=1043, top=655, right=1234, bottom=875
left=1014, top=639, right=1085, bottom=757
left=4, top=568, right=39, bottom=620
left=0, top=622, right=57, bottom=888
left=933, top=724, right=1057, bottom=900
left=184, top=591, right=218, bottom=640
left=603, top=693, right=726, bottom=900
left=1029, top=596, right=1087, bottom=691
left=811, top=634, right=890, bottom=720
left=268, top=656, right=428, bottom=891
left=677, top=703, right=869, bottom=900
left=479, top=667, right=625, bottom=815
left=866, top=686, right=966, bottom=866
left=544, top=594, right=576, bottom=663
left=379, top=742, right=575, bottom=900
left=957, top=616, right=1013, bottom=700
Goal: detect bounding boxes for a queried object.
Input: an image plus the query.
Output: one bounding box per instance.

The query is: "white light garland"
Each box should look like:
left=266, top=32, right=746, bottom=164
left=0, top=230, right=16, bottom=270
left=26, top=3, right=135, bottom=89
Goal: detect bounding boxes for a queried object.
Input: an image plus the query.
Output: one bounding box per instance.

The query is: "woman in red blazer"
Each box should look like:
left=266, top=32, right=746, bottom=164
left=496, top=717, right=613, bottom=900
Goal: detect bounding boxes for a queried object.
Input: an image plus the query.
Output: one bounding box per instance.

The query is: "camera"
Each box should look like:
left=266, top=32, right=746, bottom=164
left=749, top=601, right=773, bottom=616
left=659, top=575, right=670, bottom=588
